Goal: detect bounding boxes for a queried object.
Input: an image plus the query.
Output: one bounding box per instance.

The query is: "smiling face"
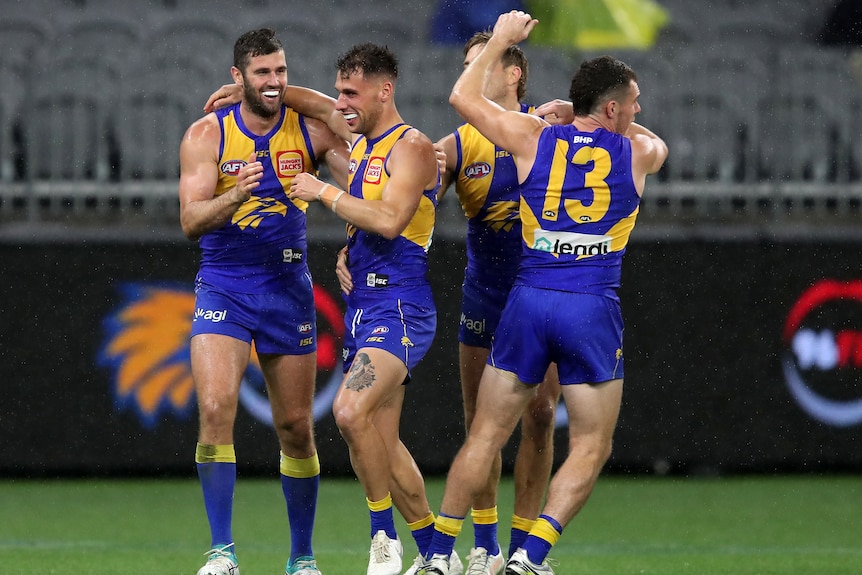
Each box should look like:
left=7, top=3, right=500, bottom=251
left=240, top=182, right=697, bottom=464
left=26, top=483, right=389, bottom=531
left=334, top=69, right=388, bottom=138
left=235, top=49, right=287, bottom=120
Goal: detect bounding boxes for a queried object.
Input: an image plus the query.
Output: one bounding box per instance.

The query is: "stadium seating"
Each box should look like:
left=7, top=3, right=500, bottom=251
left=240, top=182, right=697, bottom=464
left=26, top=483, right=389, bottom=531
left=0, top=0, right=858, bottom=226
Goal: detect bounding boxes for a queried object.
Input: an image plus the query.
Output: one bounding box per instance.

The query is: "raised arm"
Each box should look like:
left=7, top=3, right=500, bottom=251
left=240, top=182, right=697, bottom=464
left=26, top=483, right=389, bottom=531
left=626, top=121, right=669, bottom=195
left=449, top=11, right=545, bottom=173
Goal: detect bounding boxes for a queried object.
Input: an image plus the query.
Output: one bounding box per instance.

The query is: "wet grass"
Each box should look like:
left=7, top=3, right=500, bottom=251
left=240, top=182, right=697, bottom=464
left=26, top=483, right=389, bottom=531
left=0, top=474, right=859, bottom=574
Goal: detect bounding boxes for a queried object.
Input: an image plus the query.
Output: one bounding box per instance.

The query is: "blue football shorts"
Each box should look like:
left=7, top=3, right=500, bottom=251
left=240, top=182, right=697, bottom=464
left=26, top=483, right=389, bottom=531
left=458, top=272, right=514, bottom=348
left=342, top=287, right=436, bottom=377
left=489, top=285, right=624, bottom=385
left=190, top=275, right=317, bottom=355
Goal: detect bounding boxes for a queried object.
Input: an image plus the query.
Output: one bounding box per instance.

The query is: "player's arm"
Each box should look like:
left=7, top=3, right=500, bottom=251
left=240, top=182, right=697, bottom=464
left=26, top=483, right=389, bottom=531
left=626, top=122, right=669, bottom=196
left=532, top=98, right=575, bottom=125
left=288, top=130, right=436, bottom=240
left=335, top=245, right=353, bottom=295
left=178, top=115, right=262, bottom=241
left=203, top=83, right=354, bottom=144
left=449, top=12, right=545, bottom=173
left=304, top=116, right=351, bottom=190
left=434, top=132, right=458, bottom=202
left=283, top=86, right=354, bottom=144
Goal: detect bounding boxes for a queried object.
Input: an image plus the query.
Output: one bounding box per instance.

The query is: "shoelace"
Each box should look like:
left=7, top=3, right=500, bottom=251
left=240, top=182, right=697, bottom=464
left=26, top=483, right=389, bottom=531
left=371, top=538, right=393, bottom=563
left=466, top=562, right=490, bottom=574
left=204, top=544, right=236, bottom=561
left=465, top=550, right=489, bottom=575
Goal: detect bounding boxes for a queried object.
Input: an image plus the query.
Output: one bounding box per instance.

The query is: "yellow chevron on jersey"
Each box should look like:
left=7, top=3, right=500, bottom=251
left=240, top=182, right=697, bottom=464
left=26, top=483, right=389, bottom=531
left=348, top=123, right=435, bottom=251
left=216, top=105, right=316, bottom=215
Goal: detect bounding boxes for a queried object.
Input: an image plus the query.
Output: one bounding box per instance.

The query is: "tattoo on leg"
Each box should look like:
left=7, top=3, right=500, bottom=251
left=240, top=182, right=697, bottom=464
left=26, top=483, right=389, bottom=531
left=345, top=352, right=376, bottom=391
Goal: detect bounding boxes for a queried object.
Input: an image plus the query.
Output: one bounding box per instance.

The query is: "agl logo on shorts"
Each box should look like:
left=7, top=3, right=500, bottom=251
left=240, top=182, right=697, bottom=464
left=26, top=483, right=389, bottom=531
left=782, top=279, right=862, bottom=427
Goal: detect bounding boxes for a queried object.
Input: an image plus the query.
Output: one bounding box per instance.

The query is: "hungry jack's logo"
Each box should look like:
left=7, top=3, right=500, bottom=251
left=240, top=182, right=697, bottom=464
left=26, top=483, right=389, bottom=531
left=99, top=282, right=344, bottom=429
left=782, top=279, right=862, bottom=427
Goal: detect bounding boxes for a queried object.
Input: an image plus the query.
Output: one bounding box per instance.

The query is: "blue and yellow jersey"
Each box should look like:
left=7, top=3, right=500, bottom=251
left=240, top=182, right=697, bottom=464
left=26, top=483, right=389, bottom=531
left=517, top=125, right=639, bottom=297
left=197, top=102, right=318, bottom=293
left=345, top=123, right=436, bottom=295
left=452, top=103, right=533, bottom=288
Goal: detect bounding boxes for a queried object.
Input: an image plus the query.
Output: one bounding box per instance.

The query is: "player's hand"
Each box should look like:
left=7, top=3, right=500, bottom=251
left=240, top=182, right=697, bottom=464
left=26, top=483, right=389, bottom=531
left=204, top=83, right=243, bottom=113
left=233, top=152, right=262, bottom=202
left=433, top=142, right=447, bottom=178
left=532, top=99, right=575, bottom=125
left=288, top=172, right=325, bottom=202
left=493, top=10, right=538, bottom=46
left=335, top=246, right=353, bottom=295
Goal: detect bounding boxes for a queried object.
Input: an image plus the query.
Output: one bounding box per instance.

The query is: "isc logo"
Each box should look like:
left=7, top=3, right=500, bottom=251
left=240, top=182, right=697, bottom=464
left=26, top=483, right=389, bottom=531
left=221, top=160, right=247, bottom=176
left=464, top=162, right=491, bottom=179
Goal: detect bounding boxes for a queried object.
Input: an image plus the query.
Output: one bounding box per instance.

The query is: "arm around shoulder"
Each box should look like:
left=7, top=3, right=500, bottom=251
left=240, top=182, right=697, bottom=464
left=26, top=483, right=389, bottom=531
left=285, top=86, right=352, bottom=143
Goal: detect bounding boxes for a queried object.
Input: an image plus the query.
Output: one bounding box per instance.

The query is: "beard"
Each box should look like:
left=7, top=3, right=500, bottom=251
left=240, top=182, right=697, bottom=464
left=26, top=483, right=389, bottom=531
left=243, top=83, right=281, bottom=119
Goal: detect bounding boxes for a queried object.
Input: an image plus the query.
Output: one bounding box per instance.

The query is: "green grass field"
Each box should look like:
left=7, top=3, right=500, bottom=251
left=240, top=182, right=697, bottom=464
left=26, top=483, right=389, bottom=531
left=1, top=474, right=859, bottom=574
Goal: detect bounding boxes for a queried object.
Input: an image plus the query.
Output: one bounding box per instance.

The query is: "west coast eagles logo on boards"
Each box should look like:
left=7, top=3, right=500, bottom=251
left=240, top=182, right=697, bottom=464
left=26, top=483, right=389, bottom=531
left=782, top=279, right=862, bottom=427
left=99, top=282, right=344, bottom=429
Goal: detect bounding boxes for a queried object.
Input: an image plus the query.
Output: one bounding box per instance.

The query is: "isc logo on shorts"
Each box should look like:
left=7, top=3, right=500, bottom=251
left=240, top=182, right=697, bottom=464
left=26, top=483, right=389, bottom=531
left=283, top=248, right=304, bottom=263
left=366, top=273, right=389, bottom=288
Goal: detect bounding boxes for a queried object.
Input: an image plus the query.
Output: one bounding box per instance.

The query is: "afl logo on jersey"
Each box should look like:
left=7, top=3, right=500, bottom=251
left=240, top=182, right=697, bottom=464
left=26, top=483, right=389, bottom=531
left=221, top=160, right=247, bottom=176
left=349, top=158, right=359, bottom=175
left=464, top=162, right=491, bottom=179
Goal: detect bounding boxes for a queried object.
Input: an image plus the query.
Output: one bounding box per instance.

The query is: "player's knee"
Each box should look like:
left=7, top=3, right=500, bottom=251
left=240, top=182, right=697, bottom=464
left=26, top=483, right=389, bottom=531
left=569, top=434, right=614, bottom=469
left=197, top=398, right=236, bottom=431
left=332, top=399, right=365, bottom=441
left=524, top=398, right=557, bottom=433
left=275, top=410, right=314, bottom=446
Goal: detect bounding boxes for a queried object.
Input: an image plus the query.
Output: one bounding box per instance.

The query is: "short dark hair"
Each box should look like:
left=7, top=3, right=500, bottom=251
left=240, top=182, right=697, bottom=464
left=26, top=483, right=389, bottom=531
left=569, top=56, right=637, bottom=116
left=234, top=28, right=283, bottom=72
left=336, top=43, right=398, bottom=81
left=464, top=31, right=529, bottom=101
